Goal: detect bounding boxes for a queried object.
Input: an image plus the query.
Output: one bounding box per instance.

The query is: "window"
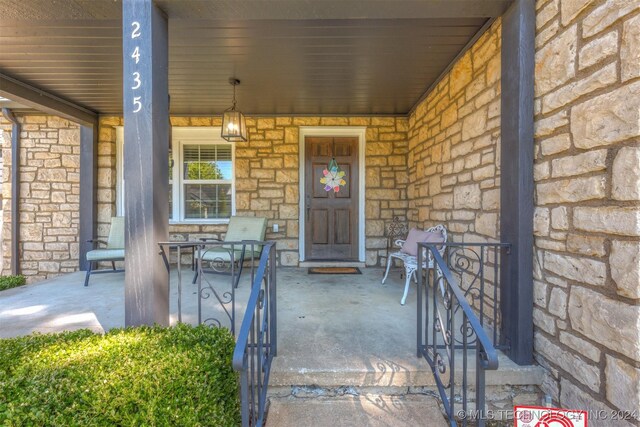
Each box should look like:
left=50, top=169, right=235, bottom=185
left=182, top=144, right=233, bottom=219
left=116, top=127, right=235, bottom=222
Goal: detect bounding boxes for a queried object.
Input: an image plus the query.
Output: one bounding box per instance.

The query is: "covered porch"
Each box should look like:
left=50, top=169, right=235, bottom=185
left=0, top=0, right=553, bottom=425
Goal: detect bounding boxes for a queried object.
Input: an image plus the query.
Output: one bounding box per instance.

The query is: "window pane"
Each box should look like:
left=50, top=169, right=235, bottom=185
left=184, top=183, right=232, bottom=219
left=216, top=145, right=233, bottom=180
left=183, top=144, right=231, bottom=180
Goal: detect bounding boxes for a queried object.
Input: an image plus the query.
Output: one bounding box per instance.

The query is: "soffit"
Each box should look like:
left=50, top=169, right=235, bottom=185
left=0, top=0, right=510, bottom=115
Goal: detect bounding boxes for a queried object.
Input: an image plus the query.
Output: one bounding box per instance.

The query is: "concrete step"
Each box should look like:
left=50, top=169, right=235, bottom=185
left=270, top=350, right=545, bottom=389
left=266, top=394, right=447, bottom=427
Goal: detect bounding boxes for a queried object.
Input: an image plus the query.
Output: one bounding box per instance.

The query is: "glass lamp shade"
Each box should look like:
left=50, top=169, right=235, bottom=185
left=221, top=109, right=247, bottom=142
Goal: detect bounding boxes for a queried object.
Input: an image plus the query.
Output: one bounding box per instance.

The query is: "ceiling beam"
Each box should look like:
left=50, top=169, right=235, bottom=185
left=154, top=0, right=514, bottom=20
left=0, top=73, right=97, bottom=126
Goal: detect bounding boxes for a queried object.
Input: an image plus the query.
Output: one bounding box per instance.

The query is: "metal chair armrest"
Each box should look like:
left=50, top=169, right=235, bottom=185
left=199, top=237, right=223, bottom=242
left=394, top=239, right=406, bottom=248
left=87, top=239, right=108, bottom=248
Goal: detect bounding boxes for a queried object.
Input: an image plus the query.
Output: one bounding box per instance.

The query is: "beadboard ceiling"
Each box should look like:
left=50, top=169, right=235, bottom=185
left=0, top=0, right=511, bottom=115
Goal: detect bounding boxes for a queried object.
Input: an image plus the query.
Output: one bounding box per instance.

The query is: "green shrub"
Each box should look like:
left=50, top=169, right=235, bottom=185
left=0, top=275, right=26, bottom=292
left=0, top=324, right=240, bottom=426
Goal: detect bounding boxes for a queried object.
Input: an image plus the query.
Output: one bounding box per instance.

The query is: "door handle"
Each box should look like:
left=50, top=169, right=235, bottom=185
left=306, top=194, right=311, bottom=220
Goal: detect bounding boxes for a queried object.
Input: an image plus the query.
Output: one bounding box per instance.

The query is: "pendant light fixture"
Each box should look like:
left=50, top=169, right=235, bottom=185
left=221, top=78, right=247, bottom=142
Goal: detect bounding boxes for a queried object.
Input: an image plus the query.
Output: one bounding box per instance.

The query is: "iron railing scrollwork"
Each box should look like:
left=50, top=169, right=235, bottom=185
left=159, top=240, right=277, bottom=427
left=444, top=243, right=511, bottom=350
left=159, top=240, right=263, bottom=333
left=233, top=242, right=277, bottom=427
left=417, top=242, right=507, bottom=427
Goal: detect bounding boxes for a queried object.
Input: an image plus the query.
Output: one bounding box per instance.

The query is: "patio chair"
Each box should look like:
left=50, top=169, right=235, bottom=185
left=192, top=216, right=268, bottom=288
left=84, top=216, right=125, bottom=287
left=381, top=224, right=447, bottom=305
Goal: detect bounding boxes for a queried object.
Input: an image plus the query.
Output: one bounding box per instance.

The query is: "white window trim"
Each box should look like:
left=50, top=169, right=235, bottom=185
left=116, top=126, right=236, bottom=224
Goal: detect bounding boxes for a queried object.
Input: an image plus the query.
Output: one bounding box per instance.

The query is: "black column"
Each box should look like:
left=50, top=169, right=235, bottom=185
left=500, top=0, right=535, bottom=365
left=122, top=0, right=169, bottom=326
left=79, top=124, right=98, bottom=271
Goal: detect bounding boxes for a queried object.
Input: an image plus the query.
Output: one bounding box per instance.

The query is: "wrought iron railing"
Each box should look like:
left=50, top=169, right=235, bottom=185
left=159, top=240, right=264, bottom=331
left=158, top=240, right=277, bottom=427
left=417, top=242, right=507, bottom=427
left=444, top=243, right=511, bottom=349
left=233, top=242, right=277, bottom=427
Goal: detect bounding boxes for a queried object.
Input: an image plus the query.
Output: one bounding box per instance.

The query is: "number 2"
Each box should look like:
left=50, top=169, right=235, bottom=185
left=131, top=21, right=141, bottom=39
left=133, top=96, right=142, bottom=113
left=131, top=46, right=140, bottom=64
left=132, top=72, right=141, bottom=90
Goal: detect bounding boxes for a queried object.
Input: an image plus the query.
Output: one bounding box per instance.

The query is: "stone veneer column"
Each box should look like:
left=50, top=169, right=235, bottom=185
left=533, top=0, right=640, bottom=421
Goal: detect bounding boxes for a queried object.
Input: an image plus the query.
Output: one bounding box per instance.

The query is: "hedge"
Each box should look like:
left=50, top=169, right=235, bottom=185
left=0, top=324, right=240, bottom=426
left=0, top=276, right=26, bottom=292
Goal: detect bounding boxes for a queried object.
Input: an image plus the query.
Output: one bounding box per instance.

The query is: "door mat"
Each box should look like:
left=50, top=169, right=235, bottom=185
left=308, top=267, right=362, bottom=275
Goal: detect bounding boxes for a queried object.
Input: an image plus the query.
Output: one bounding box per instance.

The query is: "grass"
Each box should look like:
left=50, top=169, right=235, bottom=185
left=0, top=275, right=26, bottom=292
left=0, top=324, right=240, bottom=426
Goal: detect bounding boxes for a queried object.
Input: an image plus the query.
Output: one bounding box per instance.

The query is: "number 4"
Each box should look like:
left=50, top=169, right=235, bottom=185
left=131, top=46, right=140, bottom=64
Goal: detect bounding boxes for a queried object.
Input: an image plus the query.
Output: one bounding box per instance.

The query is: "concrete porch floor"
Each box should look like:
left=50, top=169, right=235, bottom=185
left=0, top=266, right=437, bottom=382
left=0, top=266, right=542, bottom=385
left=0, top=267, right=418, bottom=343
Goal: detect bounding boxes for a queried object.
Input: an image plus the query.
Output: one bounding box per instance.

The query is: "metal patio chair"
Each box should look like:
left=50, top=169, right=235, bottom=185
left=381, top=224, right=447, bottom=305
left=84, top=216, right=125, bottom=286
left=192, top=216, right=268, bottom=288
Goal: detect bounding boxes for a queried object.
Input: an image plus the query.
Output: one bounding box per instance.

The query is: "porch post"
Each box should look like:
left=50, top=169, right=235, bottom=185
left=79, top=124, right=98, bottom=271
left=122, top=0, right=169, bottom=326
left=500, top=0, right=535, bottom=365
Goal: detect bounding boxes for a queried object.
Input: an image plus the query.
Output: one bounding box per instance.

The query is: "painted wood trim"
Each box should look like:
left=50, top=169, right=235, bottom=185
left=1, top=108, right=20, bottom=275
left=122, top=0, right=169, bottom=326
left=79, top=124, right=98, bottom=271
left=500, top=0, right=535, bottom=365
left=0, top=73, right=97, bottom=126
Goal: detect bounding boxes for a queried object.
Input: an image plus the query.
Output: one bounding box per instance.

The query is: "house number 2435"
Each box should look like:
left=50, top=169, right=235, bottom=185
left=130, top=21, right=142, bottom=113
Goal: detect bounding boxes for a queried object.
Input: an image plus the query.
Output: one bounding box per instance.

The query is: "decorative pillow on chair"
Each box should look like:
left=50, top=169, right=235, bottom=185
left=401, top=228, right=446, bottom=256
left=422, top=231, right=446, bottom=250
left=400, top=228, right=429, bottom=256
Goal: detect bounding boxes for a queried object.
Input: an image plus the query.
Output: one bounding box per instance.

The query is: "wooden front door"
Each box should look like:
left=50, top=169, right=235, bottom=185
left=304, top=137, right=359, bottom=261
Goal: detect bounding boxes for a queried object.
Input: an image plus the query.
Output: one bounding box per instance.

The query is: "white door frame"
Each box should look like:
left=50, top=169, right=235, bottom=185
left=298, top=126, right=366, bottom=262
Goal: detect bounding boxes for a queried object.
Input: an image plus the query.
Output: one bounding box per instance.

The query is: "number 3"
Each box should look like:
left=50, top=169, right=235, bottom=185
left=132, top=72, right=141, bottom=90
left=133, top=96, right=142, bottom=113
left=131, top=22, right=141, bottom=39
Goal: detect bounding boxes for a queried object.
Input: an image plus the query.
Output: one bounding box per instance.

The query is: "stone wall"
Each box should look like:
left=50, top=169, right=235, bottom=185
left=533, top=0, right=640, bottom=422
left=1, top=115, right=80, bottom=282
left=98, top=115, right=408, bottom=267
left=406, top=20, right=502, bottom=242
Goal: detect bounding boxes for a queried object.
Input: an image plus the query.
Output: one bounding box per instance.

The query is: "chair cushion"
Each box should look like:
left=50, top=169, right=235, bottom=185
left=224, top=216, right=268, bottom=242
left=86, top=248, right=125, bottom=261
left=107, top=217, right=125, bottom=249
left=401, top=228, right=445, bottom=256
left=195, top=246, right=262, bottom=263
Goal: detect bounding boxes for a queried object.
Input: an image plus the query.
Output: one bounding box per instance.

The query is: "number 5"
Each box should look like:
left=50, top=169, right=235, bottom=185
left=133, top=96, right=142, bottom=113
